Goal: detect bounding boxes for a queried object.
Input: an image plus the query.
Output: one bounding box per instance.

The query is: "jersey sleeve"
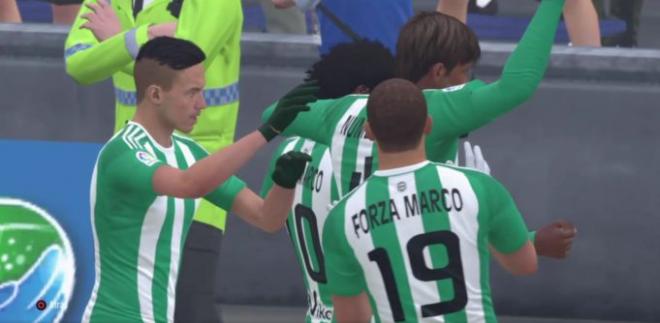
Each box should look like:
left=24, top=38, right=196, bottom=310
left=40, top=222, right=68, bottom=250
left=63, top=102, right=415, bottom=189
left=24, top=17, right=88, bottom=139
left=478, top=175, right=530, bottom=254
left=64, top=1, right=150, bottom=85
left=176, top=0, right=242, bottom=69
left=424, top=0, right=563, bottom=139
left=104, top=149, right=165, bottom=195
left=322, top=202, right=366, bottom=296
left=261, top=98, right=341, bottom=145
left=205, top=176, right=247, bottom=211
left=181, top=137, right=248, bottom=210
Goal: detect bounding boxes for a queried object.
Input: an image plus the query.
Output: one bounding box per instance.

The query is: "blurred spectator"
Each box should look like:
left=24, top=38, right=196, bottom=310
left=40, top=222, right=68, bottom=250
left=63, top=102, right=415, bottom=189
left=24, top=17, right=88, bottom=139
left=42, top=0, right=81, bottom=25
left=271, top=0, right=421, bottom=54
left=438, top=0, right=601, bottom=47
left=563, top=0, right=601, bottom=46
left=0, top=0, right=22, bottom=22
left=261, top=0, right=307, bottom=34
left=595, top=0, right=644, bottom=47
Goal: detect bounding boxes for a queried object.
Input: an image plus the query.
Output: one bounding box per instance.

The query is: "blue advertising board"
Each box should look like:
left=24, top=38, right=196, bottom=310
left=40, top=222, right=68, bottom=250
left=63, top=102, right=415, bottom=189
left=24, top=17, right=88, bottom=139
left=0, top=139, right=102, bottom=322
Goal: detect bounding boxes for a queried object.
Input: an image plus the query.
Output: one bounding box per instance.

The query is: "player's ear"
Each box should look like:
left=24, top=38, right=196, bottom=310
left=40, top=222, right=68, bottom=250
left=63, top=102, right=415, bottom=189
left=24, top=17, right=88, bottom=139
left=364, top=122, right=375, bottom=140
left=147, top=85, right=163, bottom=104
left=424, top=115, right=432, bottom=134
left=431, top=62, right=448, bottom=83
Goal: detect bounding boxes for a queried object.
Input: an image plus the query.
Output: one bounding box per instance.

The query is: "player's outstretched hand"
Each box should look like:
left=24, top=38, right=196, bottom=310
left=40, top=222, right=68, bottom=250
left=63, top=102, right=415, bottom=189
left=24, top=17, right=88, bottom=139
left=463, top=141, right=491, bottom=175
left=272, top=151, right=312, bottom=189
left=535, top=220, right=577, bottom=259
left=259, top=81, right=319, bottom=141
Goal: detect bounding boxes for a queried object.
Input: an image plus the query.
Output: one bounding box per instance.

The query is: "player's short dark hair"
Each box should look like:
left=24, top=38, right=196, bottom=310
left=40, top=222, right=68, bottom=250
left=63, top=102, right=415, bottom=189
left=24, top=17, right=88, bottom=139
left=305, top=40, right=395, bottom=99
left=134, top=37, right=206, bottom=103
left=395, top=12, right=480, bottom=83
left=367, top=79, right=428, bottom=152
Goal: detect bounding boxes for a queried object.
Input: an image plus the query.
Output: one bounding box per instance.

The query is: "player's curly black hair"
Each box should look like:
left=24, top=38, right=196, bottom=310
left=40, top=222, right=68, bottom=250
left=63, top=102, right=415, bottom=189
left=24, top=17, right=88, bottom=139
left=305, top=40, right=395, bottom=99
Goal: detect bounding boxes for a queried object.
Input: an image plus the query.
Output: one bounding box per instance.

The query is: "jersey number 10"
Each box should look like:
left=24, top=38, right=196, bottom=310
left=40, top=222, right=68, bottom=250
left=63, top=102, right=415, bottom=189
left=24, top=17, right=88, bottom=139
left=294, top=204, right=327, bottom=283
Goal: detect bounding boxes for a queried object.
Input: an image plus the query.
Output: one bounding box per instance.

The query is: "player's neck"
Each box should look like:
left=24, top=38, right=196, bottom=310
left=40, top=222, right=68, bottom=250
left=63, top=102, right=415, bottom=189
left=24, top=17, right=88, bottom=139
left=133, top=107, right=174, bottom=147
left=377, top=143, right=427, bottom=171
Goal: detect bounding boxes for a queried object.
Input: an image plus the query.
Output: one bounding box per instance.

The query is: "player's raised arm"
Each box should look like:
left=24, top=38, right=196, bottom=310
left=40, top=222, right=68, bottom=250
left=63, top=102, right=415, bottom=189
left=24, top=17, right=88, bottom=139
left=474, top=0, right=564, bottom=108
left=153, top=89, right=314, bottom=198
left=228, top=151, right=311, bottom=233
left=426, top=0, right=565, bottom=139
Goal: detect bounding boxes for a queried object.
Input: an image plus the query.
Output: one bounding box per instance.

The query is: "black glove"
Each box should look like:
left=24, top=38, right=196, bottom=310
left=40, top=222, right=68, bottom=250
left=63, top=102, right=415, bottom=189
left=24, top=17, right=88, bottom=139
left=259, top=81, right=319, bottom=141
left=272, top=151, right=312, bottom=189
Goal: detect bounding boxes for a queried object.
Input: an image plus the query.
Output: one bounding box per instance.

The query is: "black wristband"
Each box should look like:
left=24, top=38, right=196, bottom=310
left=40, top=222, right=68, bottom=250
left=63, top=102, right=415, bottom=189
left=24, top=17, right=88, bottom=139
left=258, top=124, right=279, bottom=142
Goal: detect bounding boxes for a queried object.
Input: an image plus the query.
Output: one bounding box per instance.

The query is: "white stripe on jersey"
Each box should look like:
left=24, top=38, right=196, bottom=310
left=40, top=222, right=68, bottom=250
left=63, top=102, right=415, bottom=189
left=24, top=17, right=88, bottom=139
left=176, top=141, right=201, bottom=214
left=122, top=125, right=137, bottom=149
left=133, top=133, right=147, bottom=150
left=436, top=166, right=484, bottom=322
left=343, top=184, right=393, bottom=321
left=82, top=164, right=100, bottom=323
left=331, top=98, right=368, bottom=196
left=84, top=130, right=124, bottom=323
left=388, top=173, right=444, bottom=323
left=163, top=148, right=184, bottom=323
left=137, top=196, right=168, bottom=323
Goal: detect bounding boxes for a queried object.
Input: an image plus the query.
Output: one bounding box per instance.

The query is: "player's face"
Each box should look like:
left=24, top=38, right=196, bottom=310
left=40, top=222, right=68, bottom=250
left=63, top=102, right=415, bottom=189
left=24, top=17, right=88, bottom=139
left=163, top=64, right=206, bottom=133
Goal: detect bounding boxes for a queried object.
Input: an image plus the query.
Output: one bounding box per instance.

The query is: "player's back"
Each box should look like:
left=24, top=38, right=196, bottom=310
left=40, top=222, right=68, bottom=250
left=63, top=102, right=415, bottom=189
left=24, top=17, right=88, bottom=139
left=324, top=161, right=530, bottom=323
left=261, top=137, right=339, bottom=322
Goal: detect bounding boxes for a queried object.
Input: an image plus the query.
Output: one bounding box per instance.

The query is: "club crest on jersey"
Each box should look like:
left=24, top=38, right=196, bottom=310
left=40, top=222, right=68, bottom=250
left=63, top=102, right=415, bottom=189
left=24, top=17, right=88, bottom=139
left=136, top=151, right=158, bottom=167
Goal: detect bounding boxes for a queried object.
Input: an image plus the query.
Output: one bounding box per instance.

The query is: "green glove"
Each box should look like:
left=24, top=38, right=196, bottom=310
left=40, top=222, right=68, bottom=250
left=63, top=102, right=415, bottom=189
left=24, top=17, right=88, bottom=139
left=258, top=81, right=319, bottom=141
left=272, top=151, right=312, bottom=189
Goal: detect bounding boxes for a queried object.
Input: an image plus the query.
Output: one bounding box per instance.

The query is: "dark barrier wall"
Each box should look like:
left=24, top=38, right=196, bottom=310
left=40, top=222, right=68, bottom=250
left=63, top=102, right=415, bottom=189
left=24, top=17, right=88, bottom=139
left=1, top=24, right=659, bottom=322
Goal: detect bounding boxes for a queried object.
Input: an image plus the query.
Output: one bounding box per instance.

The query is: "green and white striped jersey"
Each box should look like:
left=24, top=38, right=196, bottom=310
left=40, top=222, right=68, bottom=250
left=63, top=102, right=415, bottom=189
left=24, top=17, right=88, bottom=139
left=84, top=122, right=246, bottom=323
left=323, top=161, right=529, bottom=323
left=261, top=137, right=339, bottom=323
left=263, top=0, right=564, bottom=198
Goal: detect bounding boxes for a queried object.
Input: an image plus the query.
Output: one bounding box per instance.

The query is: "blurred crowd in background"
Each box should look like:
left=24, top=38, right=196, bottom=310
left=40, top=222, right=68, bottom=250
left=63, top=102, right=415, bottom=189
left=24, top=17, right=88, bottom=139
left=0, top=0, right=655, bottom=49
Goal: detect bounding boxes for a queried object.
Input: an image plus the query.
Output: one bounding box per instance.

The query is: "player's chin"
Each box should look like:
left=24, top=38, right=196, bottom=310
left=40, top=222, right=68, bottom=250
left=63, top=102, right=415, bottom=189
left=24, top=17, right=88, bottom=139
left=176, top=124, right=195, bottom=134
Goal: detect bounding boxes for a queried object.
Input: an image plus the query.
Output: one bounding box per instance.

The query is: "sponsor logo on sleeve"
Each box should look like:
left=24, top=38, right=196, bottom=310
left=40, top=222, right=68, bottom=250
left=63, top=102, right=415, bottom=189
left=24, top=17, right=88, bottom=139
left=136, top=151, right=159, bottom=167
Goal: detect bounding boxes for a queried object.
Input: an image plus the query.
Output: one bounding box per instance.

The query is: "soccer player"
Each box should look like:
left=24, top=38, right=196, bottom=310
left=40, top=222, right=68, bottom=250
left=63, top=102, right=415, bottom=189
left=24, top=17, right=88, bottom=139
left=263, top=0, right=576, bottom=256
left=265, top=0, right=565, bottom=195
left=83, top=37, right=315, bottom=323
left=65, top=4, right=244, bottom=318
left=324, top=78, right=537, bottom=323
left=260, top=40, right=396, bottom=323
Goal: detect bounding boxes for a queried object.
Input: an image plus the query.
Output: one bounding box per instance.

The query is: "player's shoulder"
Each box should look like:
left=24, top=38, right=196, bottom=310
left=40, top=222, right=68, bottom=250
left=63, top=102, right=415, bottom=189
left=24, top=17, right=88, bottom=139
left=435, top=162, right=507, bottom=196
left=98, top=124, right=154, bottom=166
left=278, top=136, right=330, bottom=155
left=172, top=132, right=213, bottom=160
left=312, top=94, right=368, bottom=110
left=433, top=162, right=497, bottom=184
left=423, top=80, right=487, bottom=96
left=329, top=176, right=370, bottom=213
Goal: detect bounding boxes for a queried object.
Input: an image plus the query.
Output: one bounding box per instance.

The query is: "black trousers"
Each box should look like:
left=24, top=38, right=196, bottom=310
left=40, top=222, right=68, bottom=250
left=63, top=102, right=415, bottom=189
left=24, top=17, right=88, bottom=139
left=175, top=222, right=224, bottom=323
